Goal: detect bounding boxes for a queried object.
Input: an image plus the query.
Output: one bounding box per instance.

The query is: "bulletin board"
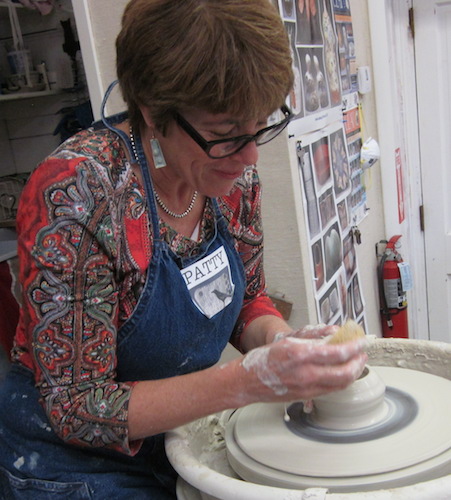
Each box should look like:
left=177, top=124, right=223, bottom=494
left=277, top=0, right=367, bottom=330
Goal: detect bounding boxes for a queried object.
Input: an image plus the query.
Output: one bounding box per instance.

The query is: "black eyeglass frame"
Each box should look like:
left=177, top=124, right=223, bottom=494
left=173, top=105, right=294, bottom=159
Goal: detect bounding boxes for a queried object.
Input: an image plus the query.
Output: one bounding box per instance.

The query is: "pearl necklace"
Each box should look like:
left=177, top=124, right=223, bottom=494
left=129, top=126, right=198, bottom=218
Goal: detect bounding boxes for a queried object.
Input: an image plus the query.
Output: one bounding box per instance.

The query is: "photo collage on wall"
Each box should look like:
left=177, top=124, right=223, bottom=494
left=343, top=94, right=367, bottom=224
left=297, top=122, right=365, bottom=327
left=279, top=0, right=356, bottom=119
left=277, top=0, right=367, bottom=330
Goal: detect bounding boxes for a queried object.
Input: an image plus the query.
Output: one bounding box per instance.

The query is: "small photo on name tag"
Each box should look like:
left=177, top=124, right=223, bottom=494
left=181, top=246, right=235, bottom=319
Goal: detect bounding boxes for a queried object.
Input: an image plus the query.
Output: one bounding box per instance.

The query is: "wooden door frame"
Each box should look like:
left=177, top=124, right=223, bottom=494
left=367, top=0, right=429, bottom=340
left=411, top=0, right=451, bottom=342
left=72, top=0, right=104, bottom=121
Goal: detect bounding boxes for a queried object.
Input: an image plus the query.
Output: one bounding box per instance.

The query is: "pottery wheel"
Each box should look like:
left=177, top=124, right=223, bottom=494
left=225, top=366, right=451, bottom=492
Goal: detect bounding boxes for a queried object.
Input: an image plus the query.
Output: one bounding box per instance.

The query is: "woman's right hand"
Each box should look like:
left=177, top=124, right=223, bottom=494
left=127, top=328, right=366, bottom=440
left=238, top=336, right=367, bottom=404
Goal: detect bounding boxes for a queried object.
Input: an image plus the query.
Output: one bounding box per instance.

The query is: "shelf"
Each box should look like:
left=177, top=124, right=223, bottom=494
left=0, top=228, right=17, bottom=263
left=0, top=89, right=62, bottom=101
left=0, top=1, right=24, bottom=8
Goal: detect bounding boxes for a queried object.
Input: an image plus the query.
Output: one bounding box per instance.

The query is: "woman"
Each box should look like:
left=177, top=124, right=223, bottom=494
left=0, top=0, right=367, bottom=498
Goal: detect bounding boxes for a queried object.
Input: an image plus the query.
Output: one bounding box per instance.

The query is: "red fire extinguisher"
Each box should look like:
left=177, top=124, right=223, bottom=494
left=377, top=235, right=409, bottom=338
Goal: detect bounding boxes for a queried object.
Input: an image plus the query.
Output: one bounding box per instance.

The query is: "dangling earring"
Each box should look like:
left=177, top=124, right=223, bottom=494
left=150, top=131, right=166, bottom=169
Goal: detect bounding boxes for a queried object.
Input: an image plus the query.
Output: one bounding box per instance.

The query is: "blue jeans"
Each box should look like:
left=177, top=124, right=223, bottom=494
left=0, top=467, right=92, bottom=499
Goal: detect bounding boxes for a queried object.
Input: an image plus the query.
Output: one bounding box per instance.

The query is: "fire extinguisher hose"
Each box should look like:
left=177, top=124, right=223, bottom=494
left=378, top=252, right=393, bottom=328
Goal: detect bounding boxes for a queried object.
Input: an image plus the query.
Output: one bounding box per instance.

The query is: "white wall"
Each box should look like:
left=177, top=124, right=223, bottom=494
left=346, top=0, right=385, bottom=336
left=73, top=0, right=127, bottom=120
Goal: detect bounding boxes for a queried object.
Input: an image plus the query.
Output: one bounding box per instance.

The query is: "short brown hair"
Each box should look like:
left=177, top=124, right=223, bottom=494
left=116, top=0, right=293, bottom=133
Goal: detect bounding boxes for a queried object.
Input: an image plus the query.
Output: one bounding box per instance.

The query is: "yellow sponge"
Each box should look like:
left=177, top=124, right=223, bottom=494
left=327, top=319, right=365, bottom=345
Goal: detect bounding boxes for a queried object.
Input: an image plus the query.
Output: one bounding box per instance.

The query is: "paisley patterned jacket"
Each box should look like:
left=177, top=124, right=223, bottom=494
left=11, top=127, right=281, bottom=455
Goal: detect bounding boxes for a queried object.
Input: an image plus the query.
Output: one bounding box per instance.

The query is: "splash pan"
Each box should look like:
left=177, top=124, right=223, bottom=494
left=226, top=366, right=451, bottom=492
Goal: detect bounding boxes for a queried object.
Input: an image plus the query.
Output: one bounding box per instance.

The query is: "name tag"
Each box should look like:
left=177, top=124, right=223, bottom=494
left=181, top=245, right=235, bottom=319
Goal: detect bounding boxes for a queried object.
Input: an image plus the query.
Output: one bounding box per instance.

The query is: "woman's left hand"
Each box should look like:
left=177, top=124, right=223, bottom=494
left=272, top=323, right=339, bottom=343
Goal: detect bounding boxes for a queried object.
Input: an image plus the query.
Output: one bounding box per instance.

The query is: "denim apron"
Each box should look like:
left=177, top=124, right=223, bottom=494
left=0, top=83, right=246, bottom=499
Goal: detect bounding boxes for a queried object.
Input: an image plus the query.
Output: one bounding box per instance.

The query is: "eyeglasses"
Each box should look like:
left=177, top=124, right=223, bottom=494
left=173, top=105, right=294, bottom=159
